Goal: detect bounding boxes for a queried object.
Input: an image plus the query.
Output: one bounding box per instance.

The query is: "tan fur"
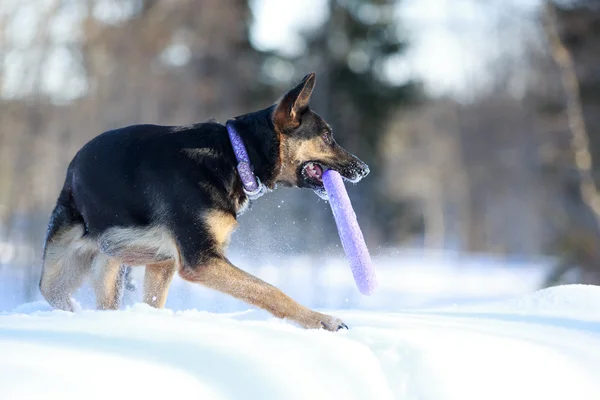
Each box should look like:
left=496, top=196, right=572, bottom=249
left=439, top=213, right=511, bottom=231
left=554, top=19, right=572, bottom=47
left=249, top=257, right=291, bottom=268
left=204, top=210, right=238, bottom=250
left=96, top=226, right=181, bottom=309
left=179, top=256, right=344, bottom=330
left=143, top=260, right=178, bottom=308
left=93, top=254, right=122, bottom=310
left=42, top=221, right=343, bottom=329
left=276, top=135, right=336, bottom=185
left=41, top=223, right=182, bottom=311
left=40, top=223, right=97, bottom=311
left=98, top=225, right=177, bottom=265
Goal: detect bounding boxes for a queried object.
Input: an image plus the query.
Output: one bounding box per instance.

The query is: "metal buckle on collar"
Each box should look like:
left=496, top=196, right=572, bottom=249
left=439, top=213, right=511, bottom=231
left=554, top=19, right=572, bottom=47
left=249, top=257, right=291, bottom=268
left=235, top=160, right=265, bottom=200
left=243, top=176, right=266, bottom=200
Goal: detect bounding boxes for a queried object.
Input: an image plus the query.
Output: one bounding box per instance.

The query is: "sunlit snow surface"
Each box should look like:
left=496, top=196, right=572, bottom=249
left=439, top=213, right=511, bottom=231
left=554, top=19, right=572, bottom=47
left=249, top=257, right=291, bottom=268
left=2, top=282, right=600, bottom=400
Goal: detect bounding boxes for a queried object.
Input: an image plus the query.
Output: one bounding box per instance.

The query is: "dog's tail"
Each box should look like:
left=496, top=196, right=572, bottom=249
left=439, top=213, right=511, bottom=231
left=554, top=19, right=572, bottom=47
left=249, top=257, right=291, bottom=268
left=42, top=161, right=84, bottom=260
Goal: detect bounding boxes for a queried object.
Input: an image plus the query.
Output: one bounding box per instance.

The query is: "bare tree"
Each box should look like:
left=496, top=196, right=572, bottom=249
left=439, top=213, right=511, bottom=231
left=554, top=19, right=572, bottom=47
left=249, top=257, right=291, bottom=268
left=544, top=1, right=600, bottom=222
left=542, top=0, right=600, bottom=283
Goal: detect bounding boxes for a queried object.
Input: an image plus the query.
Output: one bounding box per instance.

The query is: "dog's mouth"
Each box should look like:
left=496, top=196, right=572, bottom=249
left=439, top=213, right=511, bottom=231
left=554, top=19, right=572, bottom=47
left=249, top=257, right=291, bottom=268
left=299, top=159, right=369, bottom=200
left=302, top=162, right=324, bottom=185
left=300, top=161, right=329, bottom=200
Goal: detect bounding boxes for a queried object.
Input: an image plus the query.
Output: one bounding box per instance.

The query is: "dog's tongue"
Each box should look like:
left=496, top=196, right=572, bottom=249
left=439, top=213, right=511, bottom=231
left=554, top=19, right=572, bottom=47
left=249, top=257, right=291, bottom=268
left=306, top=162, right=323, bottom=180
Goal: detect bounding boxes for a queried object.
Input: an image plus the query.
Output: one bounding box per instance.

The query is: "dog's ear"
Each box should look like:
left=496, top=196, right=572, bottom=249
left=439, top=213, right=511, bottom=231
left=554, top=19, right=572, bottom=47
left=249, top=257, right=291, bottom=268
left=273, top=72, right=316, bottom=131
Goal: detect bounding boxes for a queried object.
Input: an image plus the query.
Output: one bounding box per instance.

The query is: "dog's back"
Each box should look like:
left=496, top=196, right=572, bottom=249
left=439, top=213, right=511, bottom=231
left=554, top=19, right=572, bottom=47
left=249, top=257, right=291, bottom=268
left=40, top=122, right=240, bottom=311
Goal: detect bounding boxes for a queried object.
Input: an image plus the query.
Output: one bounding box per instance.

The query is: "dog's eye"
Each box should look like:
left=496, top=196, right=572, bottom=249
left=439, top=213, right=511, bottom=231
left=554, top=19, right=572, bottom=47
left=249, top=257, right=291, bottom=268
left=321, top=132, right=333, bottom=145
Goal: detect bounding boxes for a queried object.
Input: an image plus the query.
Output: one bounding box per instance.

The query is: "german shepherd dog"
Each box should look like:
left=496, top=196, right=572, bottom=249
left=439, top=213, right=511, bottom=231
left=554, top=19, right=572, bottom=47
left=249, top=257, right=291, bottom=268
left=39, top=73, right=369, bottom=331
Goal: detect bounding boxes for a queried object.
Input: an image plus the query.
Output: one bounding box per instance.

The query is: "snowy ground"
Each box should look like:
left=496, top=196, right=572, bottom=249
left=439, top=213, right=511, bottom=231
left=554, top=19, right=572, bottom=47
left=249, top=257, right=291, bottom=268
left=0, top=250, right=550, bottom=312
left=2, top=252, right=599, bottom=399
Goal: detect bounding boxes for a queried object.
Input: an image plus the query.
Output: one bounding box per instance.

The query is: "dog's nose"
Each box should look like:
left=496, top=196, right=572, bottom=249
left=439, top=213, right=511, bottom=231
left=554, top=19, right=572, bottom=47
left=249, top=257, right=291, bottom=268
left=358, top=161, right=370, bottom=178
left=343, top=159, right=369, bottom=182
left=352, top=159, right=369, bottom=178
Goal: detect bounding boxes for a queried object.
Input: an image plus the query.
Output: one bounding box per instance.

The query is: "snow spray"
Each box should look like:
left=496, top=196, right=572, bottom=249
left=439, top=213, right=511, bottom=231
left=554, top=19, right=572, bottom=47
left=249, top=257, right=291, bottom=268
left=322, top=169, right=378, bottom=295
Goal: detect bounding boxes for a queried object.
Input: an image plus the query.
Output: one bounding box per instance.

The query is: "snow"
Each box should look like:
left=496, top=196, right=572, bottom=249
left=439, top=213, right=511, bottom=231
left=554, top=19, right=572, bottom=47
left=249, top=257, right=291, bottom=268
left=0, top=250, right=550, bottom=312
left=0, top=305, right=393, bottom=400
left=2, top=253, right=599, bottom=399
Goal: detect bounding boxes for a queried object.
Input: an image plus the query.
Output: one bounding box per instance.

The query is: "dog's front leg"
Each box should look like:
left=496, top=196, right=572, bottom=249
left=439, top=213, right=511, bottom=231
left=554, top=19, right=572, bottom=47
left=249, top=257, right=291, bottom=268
left=179, top=256, right=347, bottom=331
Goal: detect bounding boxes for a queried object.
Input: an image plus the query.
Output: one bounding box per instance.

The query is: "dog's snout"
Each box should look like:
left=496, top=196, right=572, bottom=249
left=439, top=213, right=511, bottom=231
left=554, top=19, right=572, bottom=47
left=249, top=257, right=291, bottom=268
left=341, top=159, right=369, bottom=183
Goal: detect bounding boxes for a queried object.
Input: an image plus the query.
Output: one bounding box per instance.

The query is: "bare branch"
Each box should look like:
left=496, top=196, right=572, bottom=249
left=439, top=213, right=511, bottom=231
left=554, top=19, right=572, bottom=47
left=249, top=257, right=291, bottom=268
left=543, top=1, right=600, bottom=226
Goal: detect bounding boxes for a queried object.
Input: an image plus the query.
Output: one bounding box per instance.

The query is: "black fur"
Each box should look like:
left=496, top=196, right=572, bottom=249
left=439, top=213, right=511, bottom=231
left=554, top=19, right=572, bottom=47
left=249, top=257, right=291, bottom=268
left=51, top=109, right=279, bottom=267
left=43, top=162, right=84, bottom=259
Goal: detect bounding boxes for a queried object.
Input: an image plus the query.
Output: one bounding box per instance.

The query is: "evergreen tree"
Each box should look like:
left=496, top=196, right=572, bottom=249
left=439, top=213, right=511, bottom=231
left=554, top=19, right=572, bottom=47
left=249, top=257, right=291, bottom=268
left=259, top=0, right=421, bottom=245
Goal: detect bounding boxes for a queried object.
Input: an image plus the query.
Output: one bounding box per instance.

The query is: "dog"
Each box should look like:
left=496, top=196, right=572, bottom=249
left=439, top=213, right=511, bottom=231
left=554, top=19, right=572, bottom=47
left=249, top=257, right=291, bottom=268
left=39, top=73, right=369, bottom=331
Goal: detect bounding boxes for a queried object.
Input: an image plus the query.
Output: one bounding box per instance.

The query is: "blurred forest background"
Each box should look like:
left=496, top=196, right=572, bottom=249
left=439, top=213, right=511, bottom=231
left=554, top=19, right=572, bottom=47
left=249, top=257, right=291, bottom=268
left=2, top=0, right=600, bottom=302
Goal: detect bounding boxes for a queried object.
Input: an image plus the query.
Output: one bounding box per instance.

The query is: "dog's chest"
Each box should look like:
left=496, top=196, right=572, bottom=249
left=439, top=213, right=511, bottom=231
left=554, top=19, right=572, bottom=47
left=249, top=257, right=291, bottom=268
left=203, top=210, right=239, bottom=250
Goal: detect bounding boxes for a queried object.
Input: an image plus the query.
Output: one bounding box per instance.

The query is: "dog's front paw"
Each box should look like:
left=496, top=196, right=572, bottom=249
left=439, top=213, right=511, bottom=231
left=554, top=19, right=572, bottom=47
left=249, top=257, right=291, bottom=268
left=303, top=311, right=348, bottom=331
left=321, top=318, right=348, bottom=331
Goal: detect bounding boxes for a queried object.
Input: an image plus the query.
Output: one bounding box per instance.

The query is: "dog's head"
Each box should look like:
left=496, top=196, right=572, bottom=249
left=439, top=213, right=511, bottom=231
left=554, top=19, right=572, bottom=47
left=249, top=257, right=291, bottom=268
left=272, top=73, right=370, bottom=198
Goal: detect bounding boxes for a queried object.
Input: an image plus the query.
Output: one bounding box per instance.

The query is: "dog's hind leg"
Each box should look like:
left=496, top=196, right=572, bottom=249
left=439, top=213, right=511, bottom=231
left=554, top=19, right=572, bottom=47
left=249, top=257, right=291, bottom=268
left=40, top=224, right=96, bottom=312
left=93, top=254, right=124, bottom=310
left=97, top=226, right=178, bottom=308
left=143, top=260, right=177, bottom=308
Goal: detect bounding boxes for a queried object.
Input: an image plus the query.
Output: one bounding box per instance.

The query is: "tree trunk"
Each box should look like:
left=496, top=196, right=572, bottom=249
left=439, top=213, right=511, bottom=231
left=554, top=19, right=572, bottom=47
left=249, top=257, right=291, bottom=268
left=543, top=0, right=600, bottom=283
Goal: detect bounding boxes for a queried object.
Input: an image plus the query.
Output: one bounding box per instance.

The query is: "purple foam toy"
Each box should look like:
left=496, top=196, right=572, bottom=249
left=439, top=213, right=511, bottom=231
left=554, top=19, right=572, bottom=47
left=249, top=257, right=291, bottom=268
left=322, top=169, right=378, bottom=295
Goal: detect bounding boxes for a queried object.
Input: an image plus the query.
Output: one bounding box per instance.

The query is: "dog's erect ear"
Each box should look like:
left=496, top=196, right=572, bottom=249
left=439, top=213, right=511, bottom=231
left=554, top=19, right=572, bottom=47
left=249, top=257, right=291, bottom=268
left=273, top=73, right=316, bottom=131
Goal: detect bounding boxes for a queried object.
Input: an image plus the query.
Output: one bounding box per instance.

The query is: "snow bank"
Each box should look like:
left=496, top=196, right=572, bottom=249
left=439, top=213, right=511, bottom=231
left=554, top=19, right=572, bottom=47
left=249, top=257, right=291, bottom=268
left=2, top=284, right=600, bottom=399
left=432, top=284, right=600, bottom=322
left=0, top=304, right=393, bottom=400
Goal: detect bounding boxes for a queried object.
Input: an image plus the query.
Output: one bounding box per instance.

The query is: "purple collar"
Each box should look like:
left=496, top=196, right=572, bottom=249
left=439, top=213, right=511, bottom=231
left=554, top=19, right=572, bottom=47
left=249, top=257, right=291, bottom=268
left=226, top=120, right=266, bottom=200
